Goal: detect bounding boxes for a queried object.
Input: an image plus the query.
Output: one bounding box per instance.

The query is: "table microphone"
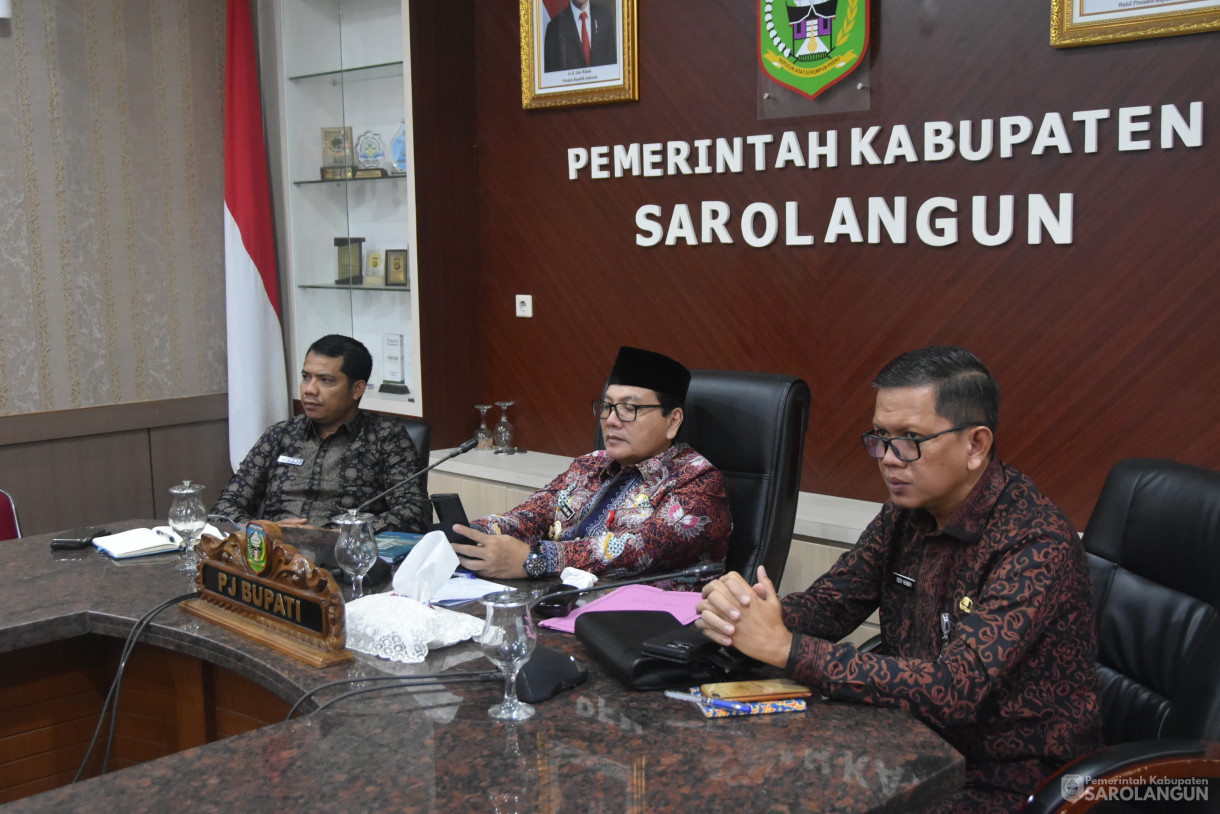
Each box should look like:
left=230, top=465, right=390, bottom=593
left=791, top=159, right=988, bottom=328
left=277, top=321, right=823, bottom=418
left=355, top=437, right=479, bottom=512
left=516, top=560, right=726, bottom=704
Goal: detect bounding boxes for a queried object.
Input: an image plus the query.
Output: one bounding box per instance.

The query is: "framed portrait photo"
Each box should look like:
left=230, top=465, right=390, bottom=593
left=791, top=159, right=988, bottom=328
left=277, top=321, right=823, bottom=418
left=1051, top=0, right=1220, bottom=47
left=520, top=0, right=638, bottom=109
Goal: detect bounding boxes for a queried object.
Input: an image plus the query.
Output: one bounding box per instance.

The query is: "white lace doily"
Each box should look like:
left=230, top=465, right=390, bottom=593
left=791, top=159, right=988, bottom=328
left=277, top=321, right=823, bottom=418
left=344, top=594, right=484, bottom=663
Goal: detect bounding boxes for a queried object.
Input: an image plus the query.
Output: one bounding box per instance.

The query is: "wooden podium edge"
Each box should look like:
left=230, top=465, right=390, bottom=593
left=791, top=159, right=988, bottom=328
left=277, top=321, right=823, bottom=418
left=181, top=599, right=353, bottom=669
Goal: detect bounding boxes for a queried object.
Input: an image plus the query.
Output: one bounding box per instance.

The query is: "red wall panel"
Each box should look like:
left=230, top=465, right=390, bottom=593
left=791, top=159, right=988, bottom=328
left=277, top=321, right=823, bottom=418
left=454, top=1, right=1219, bottom=526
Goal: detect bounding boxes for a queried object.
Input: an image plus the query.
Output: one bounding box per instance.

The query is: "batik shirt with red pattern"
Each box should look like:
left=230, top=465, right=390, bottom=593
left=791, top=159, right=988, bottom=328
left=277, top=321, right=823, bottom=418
left=470, top=443, right=730, bottom=584
left=781, top=459, right=1101, bottom=809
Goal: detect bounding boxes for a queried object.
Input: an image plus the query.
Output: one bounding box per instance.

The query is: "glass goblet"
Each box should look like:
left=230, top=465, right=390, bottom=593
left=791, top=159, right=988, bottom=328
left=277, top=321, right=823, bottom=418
left=493, top=401, right=515, bottom=454
left=333, top=511, right=379, bottom=599
left=168, top=480, right=206, bottom=574
left=479, top=590, right=537, bottom=721
left=475, top=404, right=494, bottom=450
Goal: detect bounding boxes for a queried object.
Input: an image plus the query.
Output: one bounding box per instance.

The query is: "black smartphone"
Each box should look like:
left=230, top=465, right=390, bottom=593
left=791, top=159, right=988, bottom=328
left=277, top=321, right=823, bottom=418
left=50, top=526, right=108, bottom=550
left=429, top=493, right=469, bottom=544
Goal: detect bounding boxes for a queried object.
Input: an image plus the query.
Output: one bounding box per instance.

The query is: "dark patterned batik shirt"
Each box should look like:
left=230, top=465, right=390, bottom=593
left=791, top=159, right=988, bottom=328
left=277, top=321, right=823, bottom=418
left=211, top=411, right=429, bottom=535
left=781, top=459, right=1102, bottom=813
left=471, top=442, right=731, bottom=585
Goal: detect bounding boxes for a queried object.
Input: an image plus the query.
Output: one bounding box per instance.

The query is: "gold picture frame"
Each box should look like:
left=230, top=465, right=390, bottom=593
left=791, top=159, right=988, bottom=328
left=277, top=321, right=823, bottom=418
left=520, top=0, right=638, bottom=109
left=1051, top=0, right=1220, bottom=47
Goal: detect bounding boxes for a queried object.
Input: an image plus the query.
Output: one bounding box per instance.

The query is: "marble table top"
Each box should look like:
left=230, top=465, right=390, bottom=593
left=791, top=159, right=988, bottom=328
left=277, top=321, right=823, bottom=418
left=1, top=521, right=963, bottom=813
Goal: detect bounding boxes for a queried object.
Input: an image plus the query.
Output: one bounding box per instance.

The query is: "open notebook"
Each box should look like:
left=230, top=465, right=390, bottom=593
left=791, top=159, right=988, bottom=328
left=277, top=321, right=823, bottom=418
left=93, top=524, right=223, bottom=559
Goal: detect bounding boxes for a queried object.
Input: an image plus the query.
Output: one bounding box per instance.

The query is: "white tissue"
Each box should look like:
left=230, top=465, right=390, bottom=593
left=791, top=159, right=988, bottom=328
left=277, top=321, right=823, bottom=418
left=392, top=530, right=459, bottom=602
left=560, top=567, right=598, bottom=590
left=344, top=594, right=483, bottom=663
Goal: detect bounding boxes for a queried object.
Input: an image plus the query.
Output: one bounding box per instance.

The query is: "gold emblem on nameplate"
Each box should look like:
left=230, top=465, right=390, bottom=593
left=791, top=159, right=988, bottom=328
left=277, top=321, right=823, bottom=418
left=181, top=520, right=352, bottom=667
left=958, top=596, right=974, bottom=615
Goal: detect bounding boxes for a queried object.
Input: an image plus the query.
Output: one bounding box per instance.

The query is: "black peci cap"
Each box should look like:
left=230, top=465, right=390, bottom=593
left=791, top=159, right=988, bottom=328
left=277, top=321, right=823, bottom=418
left=606, top=346, right=691, bottom=403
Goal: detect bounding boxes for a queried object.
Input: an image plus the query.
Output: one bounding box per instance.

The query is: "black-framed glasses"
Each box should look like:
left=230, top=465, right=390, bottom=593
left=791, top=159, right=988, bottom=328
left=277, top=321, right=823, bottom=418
left=861, top=425, right=976, bottom=462
left=592, top=400, right=663, bottom=422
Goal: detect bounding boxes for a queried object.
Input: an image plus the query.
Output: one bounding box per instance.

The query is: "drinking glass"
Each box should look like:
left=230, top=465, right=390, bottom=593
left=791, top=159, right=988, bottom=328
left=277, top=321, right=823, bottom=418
left=493, top=401, right=515, bottom=454
left=333, top=511, right=379, bottom=599
left=168, top=481, right=206, bottom=573
left=479, top=590, right=537, bottom=721
left=475, top=404, right=494, bottom=450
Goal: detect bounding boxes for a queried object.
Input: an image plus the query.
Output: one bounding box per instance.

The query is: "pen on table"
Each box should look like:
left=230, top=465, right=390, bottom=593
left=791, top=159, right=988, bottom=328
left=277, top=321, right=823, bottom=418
left=664, top=690, right=752, bottom=713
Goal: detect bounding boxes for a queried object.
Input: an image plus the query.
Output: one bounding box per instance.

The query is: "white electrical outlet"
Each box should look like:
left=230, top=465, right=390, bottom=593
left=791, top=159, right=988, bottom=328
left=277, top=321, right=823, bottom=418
left=515, top=294, right=533, bottom=318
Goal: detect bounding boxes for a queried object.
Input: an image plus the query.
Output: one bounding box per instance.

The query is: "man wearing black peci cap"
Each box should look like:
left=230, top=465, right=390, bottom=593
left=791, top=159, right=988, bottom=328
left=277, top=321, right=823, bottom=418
left=452, top=346, right=731, bottom=585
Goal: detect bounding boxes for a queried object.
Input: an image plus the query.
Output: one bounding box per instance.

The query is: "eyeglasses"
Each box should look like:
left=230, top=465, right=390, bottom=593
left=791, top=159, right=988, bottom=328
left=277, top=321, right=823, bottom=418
left=592, top=400, right=663, bottom=422
left=861, top=425, right=976, bottom=462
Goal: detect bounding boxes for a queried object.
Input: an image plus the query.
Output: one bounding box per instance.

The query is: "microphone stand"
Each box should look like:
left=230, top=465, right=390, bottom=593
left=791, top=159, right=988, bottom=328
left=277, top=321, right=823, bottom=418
left=354, top=437, right=479, bottom=513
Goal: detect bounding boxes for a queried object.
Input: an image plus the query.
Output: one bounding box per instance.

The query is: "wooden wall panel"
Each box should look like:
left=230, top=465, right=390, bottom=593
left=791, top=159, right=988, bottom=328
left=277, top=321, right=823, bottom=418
left=410, top=0, right=482, bottom=449
left=0, top=635, right=289, bottom=805
left=465, top=1, right=1220, bottom=525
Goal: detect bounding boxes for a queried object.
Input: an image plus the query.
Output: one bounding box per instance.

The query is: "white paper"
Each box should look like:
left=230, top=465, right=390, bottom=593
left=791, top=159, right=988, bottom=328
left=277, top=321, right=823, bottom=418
left=432, top=575, right=509, bottom=606
left=559, top=567, right=598, bottom=590
left=391, top=530, right=459, bottom=602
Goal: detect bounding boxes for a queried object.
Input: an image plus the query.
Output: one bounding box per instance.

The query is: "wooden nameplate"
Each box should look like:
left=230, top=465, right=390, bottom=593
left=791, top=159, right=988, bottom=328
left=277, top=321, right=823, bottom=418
left=181, top=521, right=353, bottom=668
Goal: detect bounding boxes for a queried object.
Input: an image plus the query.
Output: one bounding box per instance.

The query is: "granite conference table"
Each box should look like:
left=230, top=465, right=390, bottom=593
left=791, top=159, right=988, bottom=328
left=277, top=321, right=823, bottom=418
left=2, top=522, right=964, bottom=813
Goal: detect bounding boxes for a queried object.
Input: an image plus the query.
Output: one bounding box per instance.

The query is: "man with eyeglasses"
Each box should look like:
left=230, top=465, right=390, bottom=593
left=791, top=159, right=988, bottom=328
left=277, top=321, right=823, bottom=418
left=696, top=346, right=1100, bottom=813
left=451, top=346, right=730, bottom=585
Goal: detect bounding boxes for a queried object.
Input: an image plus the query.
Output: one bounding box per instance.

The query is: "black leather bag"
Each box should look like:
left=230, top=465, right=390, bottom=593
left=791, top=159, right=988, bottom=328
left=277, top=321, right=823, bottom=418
left=574, top=610, right=742, bottom=691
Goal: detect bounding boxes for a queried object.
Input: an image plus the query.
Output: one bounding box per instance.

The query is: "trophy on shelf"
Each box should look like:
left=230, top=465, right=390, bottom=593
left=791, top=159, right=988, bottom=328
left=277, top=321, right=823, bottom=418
left=390, top=120, right=408, bottom=176
left=320, top=126, right=354, bottom=180
left=379, top=334, right=410, bottom=395
left=334, top=237, right=365, bottom=285
left=354, top=130, right=388, bottom=179
left=365, top=250, right=385, bottom=287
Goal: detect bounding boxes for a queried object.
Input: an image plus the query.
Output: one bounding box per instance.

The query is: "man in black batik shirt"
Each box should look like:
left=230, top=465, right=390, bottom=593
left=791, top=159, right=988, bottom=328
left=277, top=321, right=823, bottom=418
left=212, top=334, right=428, bottom=535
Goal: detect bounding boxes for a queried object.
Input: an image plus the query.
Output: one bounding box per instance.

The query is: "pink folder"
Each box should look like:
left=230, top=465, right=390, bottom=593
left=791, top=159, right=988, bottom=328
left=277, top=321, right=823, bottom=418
left=539, top=584, right=703, bottom=634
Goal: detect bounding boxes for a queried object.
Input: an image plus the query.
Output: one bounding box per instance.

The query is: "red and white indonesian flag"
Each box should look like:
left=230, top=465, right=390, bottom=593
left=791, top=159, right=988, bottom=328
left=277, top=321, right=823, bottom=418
left=224, top=0, right=288, bottom=471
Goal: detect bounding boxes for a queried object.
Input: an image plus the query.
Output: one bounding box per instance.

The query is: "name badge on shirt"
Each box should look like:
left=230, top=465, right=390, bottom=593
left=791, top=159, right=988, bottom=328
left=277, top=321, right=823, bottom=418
left=893, top=571, right=916, bottom=590
left=277, top=455, right=304, bottom=466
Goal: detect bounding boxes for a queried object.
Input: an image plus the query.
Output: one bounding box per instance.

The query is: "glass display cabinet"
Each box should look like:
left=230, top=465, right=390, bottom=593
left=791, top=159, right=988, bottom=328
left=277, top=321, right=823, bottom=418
left=268, top=0, right=423, bottom=415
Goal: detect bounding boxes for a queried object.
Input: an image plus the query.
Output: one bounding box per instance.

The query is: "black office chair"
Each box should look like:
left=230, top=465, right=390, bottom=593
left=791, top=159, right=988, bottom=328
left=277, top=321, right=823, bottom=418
left=597, top=369, right=811, bottom=587
left=1025, top=458, right=1220, bottom=813
left=397, top=416, right=432, bottom=492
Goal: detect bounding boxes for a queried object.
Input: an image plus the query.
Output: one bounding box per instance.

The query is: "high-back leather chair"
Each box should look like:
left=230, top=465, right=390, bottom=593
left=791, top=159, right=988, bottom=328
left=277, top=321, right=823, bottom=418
left=597, top=370, right=811, bottom=587
left=1025, top=458, right=1220, bottom=813
left=0, top=487, right=20, bottom=541
left=397, top=416, right=432, bottom=492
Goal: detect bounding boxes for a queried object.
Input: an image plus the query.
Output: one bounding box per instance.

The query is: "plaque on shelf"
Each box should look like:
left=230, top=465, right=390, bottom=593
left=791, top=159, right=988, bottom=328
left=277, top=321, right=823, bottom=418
left=385, top=249, right=408, bottom=287
left=355, top=130, right=386, bottom=169
left=322, top=126, right=353, bottom=167
left=320, top=165, right=354, bottom=181
left=379, top=333, right=410, bottom=394
left=354, top=167, right=388, bottom=179
left=365, top=251, right=385, bottom=287
left=334, top=236, right=365, bottom=285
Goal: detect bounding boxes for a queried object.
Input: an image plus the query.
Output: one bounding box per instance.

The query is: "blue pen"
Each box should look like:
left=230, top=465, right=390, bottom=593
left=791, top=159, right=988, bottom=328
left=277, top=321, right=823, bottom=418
left=664, top=690, right=752, bottom=713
